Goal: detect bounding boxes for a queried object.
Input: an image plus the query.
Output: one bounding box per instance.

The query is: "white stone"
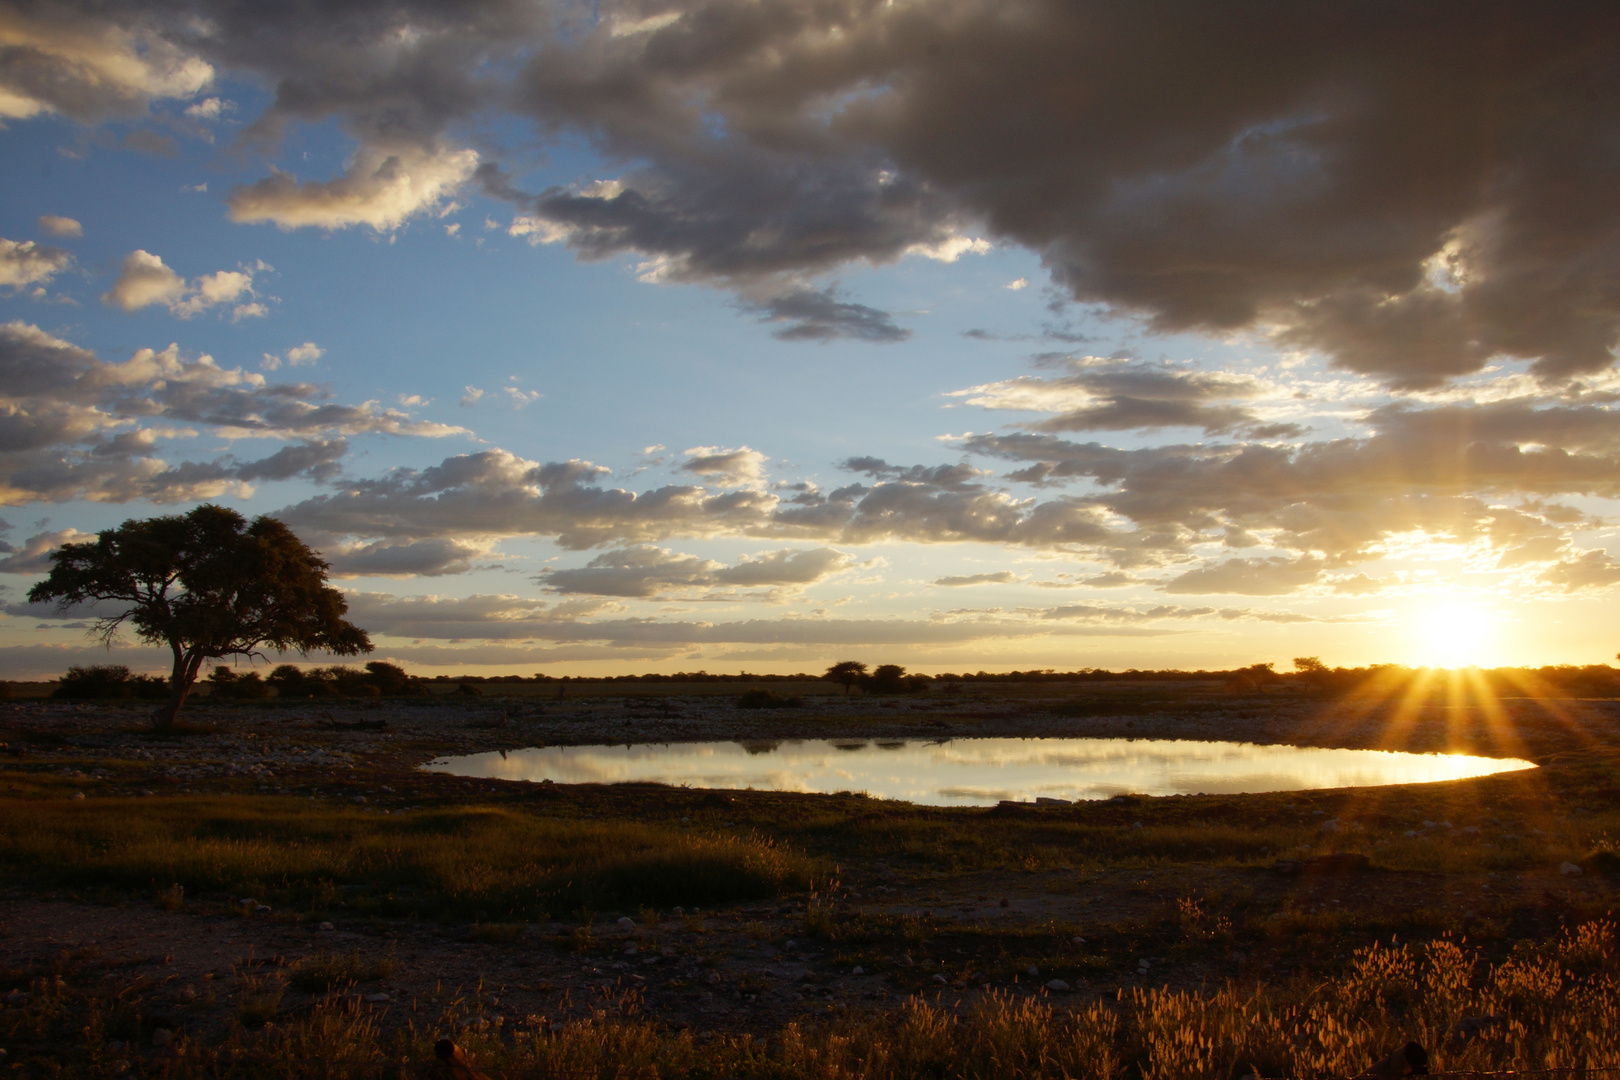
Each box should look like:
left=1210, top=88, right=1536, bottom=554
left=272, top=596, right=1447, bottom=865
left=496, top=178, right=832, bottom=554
left=851, top=966, right=864, bottom=975
left=1560, top=861, right=1583, bottom=876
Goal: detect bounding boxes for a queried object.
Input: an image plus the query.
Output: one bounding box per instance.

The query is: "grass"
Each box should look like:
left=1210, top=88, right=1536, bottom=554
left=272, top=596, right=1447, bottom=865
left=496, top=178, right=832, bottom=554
left=288, top=951, right=396, bottom=993
left=3, top=922, right=1618, bottom=1078
left=0, top=795, right=816, bottom=919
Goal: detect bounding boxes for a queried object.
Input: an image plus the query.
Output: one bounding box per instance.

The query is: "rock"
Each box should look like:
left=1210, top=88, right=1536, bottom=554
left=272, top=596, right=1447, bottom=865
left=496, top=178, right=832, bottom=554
left=1025, top=965, right=1039, bottom=977
left=1071, top=937, right=1086, bottom=946
left=899, top=954, right=915, bottom=967
left=671, top=906, right=684, bottom=916
left=931, top=974, right=948, bottom=985
left=150, top=1029, right=174, bottom=1047
left=72, top=791, right=85, bottom=800
left=1131, top=821, right=1144, bottom=830
left=1045, top=979, right=1072, bottom=992
left=1319, top=818, right=1342, bottom=833
left=352, top=795, right=366, bottom=804
left=1559, top=861, right=1583, bottom=876
left=705, top=971, right=722, bottom=985
left=317, top=921, right=334, bottom=931
left=623, top=944, right=638, bottom=956
left=365, top=993, right=391, bottom=1003
left=175, top=988, right=196, bottom=1004
left=1403, top=830, right=1418, bottom=837
left=851, top=966, right=864, bottom=976
left=617, top=916, right=635, bottom=932
left=254, top=904, right=271, bottom=914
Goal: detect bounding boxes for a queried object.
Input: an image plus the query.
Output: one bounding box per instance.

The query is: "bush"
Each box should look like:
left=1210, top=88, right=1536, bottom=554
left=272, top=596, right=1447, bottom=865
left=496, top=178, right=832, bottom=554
left=864, top=664, right=930, bottom=694
left=55, top=665, right=166, bottom=700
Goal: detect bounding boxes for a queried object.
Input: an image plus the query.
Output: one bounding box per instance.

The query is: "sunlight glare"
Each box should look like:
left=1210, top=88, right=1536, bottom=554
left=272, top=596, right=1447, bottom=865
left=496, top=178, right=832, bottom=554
left=1408, top=601, right=1497, bottom=668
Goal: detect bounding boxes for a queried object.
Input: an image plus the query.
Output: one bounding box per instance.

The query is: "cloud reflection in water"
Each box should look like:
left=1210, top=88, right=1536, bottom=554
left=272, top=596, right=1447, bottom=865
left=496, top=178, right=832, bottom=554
left=424, top=738, right=1535, bottom=807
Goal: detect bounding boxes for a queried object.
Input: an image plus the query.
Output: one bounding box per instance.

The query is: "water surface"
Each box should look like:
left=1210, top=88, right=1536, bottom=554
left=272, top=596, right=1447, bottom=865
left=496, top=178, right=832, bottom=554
left=424, top=738, right=1534, bottom=807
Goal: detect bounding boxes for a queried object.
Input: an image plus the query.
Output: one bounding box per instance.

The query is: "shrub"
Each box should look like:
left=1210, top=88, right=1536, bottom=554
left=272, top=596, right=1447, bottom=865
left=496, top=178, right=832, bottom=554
left=54, top=665, right=166, bottom=700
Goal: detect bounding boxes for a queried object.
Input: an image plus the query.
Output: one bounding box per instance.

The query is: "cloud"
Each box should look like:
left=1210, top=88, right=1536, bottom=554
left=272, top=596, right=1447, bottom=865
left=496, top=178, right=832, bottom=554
left=542, top=544, right=855, bottom=598
left=1539, top=549, right=1620, bottom=593
left=0, top=527, right=91, bottom=574
left=101, top=251, right=264, bottom=318
left=0, top=239, right=71, bottom=289
left=679, top=446, right=767, bottom=488
left=935, top=571, right=1017, bottom=587
left=286, top=342, right=323, bottom=366
left=11, top=1, right=1614, bottom=376
left=0, top=321, right=466, bottom=504
left=227, top=143, right=479, bottom=231
left=749, top=287, right=910, bottom=343
left=1161, top=557, right=1327, bottom=596
left=952, top=358, right=1303, bottom=438
left=35, top=216, right=81, bottom=239
left=0, top=8, right=212, bottom=122
left=326, top=537, right=494, bottom=578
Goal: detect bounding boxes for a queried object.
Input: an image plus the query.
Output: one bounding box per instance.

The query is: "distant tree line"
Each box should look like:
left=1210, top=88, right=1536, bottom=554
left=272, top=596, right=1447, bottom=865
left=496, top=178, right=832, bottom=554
left=24, top=657, right=1620, bottom=702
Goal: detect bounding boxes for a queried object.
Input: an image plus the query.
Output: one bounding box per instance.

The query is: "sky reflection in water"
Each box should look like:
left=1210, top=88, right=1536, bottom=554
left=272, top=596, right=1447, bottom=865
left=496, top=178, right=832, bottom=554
left=424, top=738, right=1535, bottom=807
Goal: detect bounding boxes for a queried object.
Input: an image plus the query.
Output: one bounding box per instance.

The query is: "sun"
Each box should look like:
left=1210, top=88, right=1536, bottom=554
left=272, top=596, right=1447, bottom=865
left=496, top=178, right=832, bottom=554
left=1407, top=600, right=1498, bottom=668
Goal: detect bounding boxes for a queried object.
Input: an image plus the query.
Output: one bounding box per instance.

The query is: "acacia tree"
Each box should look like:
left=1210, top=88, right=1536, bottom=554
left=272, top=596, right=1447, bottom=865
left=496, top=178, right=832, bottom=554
left=28, top=504, right=372, bottom=731
left=824, top=660, right=868, bottom=695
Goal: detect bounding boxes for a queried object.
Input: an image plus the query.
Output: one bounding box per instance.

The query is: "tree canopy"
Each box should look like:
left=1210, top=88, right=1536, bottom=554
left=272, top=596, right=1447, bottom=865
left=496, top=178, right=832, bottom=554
left=28, top=504, right=371, bottom=729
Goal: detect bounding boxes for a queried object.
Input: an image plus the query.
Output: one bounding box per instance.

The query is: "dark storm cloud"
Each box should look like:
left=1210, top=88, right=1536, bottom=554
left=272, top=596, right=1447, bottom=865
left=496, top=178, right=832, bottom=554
left=13, top=0, right=1618, bottom=375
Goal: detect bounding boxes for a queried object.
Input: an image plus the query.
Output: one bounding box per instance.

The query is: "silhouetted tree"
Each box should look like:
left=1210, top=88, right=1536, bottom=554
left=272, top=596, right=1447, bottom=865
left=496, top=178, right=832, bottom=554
left=28, top=504, right=371, bottom=731
left=824, top=660, right=868, bottom=695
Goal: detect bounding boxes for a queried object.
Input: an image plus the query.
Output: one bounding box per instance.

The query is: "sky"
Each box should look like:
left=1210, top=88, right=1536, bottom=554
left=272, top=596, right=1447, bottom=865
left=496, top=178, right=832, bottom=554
left=2, top=0, right=1619, bottom=678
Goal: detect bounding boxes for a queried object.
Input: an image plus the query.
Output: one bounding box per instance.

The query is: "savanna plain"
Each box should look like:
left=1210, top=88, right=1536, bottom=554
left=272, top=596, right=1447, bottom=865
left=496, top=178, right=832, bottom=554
left=1, top=667, right=1618, bottom=1080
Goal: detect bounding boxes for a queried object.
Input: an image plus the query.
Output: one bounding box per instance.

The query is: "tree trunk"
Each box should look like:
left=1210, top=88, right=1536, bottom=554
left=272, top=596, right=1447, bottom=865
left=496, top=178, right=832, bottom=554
left=153, top=645, right=203, bottom=732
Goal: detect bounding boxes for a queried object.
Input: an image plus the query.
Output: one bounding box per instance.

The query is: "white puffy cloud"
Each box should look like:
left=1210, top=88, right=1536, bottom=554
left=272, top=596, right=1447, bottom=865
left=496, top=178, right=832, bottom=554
left=679, top=446, right=767, bottom=488
left=0, top=239, right=71, bottom=289
left=101, top=251, right=266, bottom=318
left=227, top=143, right=479, bottom=232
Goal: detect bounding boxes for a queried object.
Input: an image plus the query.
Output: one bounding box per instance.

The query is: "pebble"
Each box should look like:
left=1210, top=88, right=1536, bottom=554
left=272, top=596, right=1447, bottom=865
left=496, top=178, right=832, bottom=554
left=365, top=993, right=391, bottom=1003
left=1045, top=979, right=1072, bottom=992
left=932, top=974, right=948, bottom=985
left=851, top=966, right=864, bottom=975
left=1025, top=965, right=1039, bottom=977
left=1319, top=818, right=1341, bottom=833
left=1559, top=861, right=1583, bottom=876
left=72, top=791, right=85, bottom=800
left=617, top=916, right=635, bottom=932
left=318, top=921, right=334, bottom=931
